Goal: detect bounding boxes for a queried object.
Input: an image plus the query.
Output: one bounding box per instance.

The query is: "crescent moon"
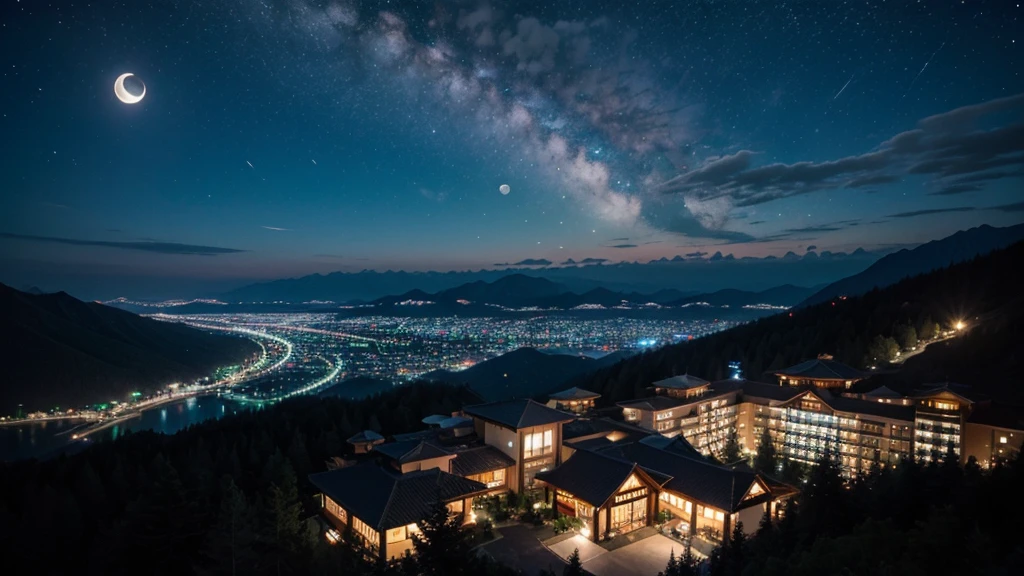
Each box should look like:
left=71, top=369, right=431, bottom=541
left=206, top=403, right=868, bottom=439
left=114, top=73, right=145, bottom=104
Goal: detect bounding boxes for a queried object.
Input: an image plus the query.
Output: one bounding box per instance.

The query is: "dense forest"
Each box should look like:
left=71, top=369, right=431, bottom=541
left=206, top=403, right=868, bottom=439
left=571, top=241, right=1024, bottom=404
left=0, top=383, right=514, bottom=575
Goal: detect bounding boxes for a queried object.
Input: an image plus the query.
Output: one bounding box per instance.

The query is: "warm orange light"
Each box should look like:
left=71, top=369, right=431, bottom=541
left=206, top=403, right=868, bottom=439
left=955, top=321, right=965, bottom=331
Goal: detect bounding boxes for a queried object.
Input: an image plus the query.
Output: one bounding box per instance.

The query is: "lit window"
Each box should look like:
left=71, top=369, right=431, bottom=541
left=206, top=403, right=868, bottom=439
left=1000, top=436, right=1008, bottom=444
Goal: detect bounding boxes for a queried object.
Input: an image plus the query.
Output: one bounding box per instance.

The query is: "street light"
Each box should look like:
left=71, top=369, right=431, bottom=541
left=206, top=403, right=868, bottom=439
left=955, top=320, right=965, bottom=331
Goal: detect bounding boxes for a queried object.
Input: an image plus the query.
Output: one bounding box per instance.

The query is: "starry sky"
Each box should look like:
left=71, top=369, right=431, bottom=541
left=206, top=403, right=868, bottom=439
left=1, top=0, right=1022, bottom=294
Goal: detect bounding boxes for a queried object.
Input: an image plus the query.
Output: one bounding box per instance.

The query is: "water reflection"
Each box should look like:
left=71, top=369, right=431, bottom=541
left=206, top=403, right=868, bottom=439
left=1, top=395, right=254, bottom=461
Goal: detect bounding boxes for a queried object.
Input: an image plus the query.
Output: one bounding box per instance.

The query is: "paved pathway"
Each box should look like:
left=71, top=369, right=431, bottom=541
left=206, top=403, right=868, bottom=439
left=548, top=533, right=607, bottom=564
left=480, top=524, right=564, bottom=575
left=584, top=534, right=683, bottom=576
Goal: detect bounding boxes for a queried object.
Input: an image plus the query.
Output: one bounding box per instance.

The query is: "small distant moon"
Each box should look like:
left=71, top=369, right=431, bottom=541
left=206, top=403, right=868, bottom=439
left=499, top=184, right=511, bottom=195
left=114, top=73, right=146, bottom=104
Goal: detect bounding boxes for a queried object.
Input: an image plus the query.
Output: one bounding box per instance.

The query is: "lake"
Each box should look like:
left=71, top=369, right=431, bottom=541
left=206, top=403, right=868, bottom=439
left=0, top=395, right=253, bottom=462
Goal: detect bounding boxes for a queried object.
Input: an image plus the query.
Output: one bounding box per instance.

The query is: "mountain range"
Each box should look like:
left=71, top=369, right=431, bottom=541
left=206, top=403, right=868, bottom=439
left=419, top=347, right=634, bottom=402
left=798, top=223, right=1024, bottom=307
left=363, top=275, right=816, bottom=312
left=0, top=283, right=260, bottom=413
left=219, top=248, right=884, bottom=303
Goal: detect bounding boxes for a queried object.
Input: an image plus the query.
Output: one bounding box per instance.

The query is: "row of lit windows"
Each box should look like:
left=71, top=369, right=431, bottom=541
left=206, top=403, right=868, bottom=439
left=659, top=491, right=693, bottom=514
left=352, top=516, right=380, bottom=549
left=523, top=430, right=553, bottom=459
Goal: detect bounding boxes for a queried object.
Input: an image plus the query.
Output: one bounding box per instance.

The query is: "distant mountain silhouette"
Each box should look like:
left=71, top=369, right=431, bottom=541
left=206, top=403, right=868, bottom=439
left=0, top=283, right=260, bottom=413
left=667, top=284, right=816, bottom=307
left=798, top=223, right=1024, bottom=308
left=220, top=249, right=883, bottom=303
left=373, top=274, right=566, bottom=307
left=368, top=274, right=693, bottom=311
left=420, top=347, right=633, bottom=401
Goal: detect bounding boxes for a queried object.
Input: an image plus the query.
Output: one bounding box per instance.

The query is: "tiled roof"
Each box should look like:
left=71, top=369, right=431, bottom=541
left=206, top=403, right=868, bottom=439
left=817, top=392, right=916, bottom=421
left=710, top=378, right=803, bottom=402
left=912, top=382, right=982, bottom=402
left=450, top=445, right=516, bottom=477
left=562, top=417, right=653, bottom=443
left=773, top=358, right=863, bottom=380
left=463, top=398, right=575, bottom=429
left=347, top=430, right=385, bottom=444
left=373, top=439, right=453, bottom=464
left=653, top=374, right=710, bottom=390
left=549, top=387, right=602, bottom=401
left=534, top=449, right=645, bottom=507
left=309, top=465, right=488, bottom=530
left=637, top=434, right=703, bottom=458
left=614, top=443, right=769, bottom=512
left=863, top=385, right=904, bottom=398
left=617, top=396, right=689, bottom=411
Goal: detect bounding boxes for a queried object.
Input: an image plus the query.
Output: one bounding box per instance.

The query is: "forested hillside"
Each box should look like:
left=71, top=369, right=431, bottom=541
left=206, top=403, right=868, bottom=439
left=573, top=242, right=1024, bottom=404
left=0, top=284, right=260, bottom=412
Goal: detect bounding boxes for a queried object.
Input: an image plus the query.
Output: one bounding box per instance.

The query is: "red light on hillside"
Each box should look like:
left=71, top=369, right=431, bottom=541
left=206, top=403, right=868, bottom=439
left=789, top=312, right=793, bottom=317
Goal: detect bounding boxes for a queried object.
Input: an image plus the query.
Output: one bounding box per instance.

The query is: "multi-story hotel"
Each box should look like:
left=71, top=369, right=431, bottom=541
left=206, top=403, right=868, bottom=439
left=307, top=361, right=1023, bottom=562
left=619, top=358, right=1024, bottom=475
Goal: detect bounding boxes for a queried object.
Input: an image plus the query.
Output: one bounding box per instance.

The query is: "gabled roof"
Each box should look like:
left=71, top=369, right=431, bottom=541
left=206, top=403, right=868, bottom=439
left=863, top=385, right=904, bottom=399
left=549, top=387, right=602, bottom=401
left=450, top=445, right=516, bottom=477
left=374, top=439, right=453, bottom=464
left=773, top=358, right=863, bottom=381
left=562, top=417, right=653, bottom=443
left=347, top=429, right=385, bottom=444
left=712, top=379, right=804, bottom=402
left=534, top=449, right=659, bottom=508
left=309, top=465, right=488, bottom=530
left=912, top=382, right=980, bottom=403
left=612, top=442, right=771, bottom=513
left=653, top=374, right=710, bottom=390
left=463, top=398, right=575, bottom=429
left=617, top=396, right=689, bottom=412
left=638, top=434, right=703, bottom=458
left=782, top=389, right=915, bottom=422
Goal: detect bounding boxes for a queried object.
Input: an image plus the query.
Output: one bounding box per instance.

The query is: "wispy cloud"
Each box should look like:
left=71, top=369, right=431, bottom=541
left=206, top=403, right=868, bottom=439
left=261, top=226, right=290, bottom=231
left=991, top=201, right=1024, bottom=212
left=887, top=207, right=976, bottom=219
left=657, top=93, right=1024, bottom=214
left=608, top=244, right=638, bottom=249
left=0, top=232, right=246, bottom=255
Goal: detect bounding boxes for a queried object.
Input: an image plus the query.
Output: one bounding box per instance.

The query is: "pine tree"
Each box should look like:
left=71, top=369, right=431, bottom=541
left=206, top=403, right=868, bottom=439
left=723, top=428, right=743, bottom=463
left=202, top=476, right=257, bottom=576
left=754, top=427, right=777, bottom=474
left=726, top=521, right=747, bottom=576
left=679, top=545, right=699, bottom=576
left=564, top=547, right=585, bottom=576
left=412, top=496, right=473, bottom=576
left=260, top=459, right=305, bottom=575
left=658, top=549, right=681, bottom=576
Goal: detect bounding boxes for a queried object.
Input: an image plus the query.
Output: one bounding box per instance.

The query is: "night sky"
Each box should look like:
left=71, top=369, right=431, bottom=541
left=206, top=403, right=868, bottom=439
left=1, top=1, right=1022, bottom=294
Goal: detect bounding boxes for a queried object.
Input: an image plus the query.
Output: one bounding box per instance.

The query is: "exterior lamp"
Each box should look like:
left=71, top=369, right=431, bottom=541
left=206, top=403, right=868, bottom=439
left=580, top=527, right=591, bottom=538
